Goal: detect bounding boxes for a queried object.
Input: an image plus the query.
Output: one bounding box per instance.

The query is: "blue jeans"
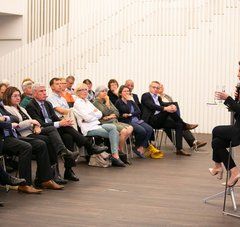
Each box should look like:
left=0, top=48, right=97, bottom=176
left=131, top=122, right=153, bottom=148
left=87, top=124, right=119, bottom=154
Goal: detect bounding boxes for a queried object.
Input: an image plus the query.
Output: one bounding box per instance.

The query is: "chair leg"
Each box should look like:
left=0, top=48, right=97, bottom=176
left=0, top=155, right=10, bottom=192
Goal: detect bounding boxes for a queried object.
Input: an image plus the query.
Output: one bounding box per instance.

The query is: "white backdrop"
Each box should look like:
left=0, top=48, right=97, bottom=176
left=0, top=0, right=239, bottom=133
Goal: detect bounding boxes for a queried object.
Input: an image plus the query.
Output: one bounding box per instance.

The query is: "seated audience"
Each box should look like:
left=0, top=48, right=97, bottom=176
left=125, top=79, right=141, bottom=110
left=141, top=81, right=198, bottom=156
left=73, top=83, right=126, bottom=167
left=83, top=79, right=95, bottom=102
left=66, top=75, right=75, bottom=95
left=0, top=103, right=63, bottom=193
left=26, top=83, right=105, bottom=180
left=60, top=78, right=75, bottom=107
left=4, top=86, right=79, bottom=184
left=115, top=85, right=163, bottom=159
left=0, top=83, right=7, bottom=103
left=107, top=79, right=119, bottom=105
left=93, top=85, right=133, bottom=153
left=20, top=80, right=34, bottom=108
left=0, top=165, right=26, bottom=187
left=158, top=83, right=207, bottom=150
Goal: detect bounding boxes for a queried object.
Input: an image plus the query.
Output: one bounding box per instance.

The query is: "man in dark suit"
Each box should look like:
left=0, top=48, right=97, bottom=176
left=0, top=107, right=63, bottom=193
left=26, top=83, right=105, bottom=181
left=141, top=81, right=198, bottom=156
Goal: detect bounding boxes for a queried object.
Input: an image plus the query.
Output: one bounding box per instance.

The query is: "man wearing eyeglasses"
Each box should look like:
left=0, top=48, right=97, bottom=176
left=141, top=81, right=198, bottom=156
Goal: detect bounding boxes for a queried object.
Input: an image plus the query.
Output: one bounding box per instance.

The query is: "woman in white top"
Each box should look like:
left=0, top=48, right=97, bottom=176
left=73, top=83, right=125, bottom=167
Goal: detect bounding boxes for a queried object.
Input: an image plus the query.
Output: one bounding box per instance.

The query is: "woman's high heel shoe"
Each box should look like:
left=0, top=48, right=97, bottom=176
left=227, top=173, right=240, bottom=187
left=209, top=168, right=223, bottom=180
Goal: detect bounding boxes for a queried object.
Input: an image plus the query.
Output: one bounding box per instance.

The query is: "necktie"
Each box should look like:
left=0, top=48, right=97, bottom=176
left=40, top=103, right=52, bottom=123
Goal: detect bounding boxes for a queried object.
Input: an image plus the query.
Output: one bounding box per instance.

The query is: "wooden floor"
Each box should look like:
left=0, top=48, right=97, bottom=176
left=1, top=133, right=240, bottom=227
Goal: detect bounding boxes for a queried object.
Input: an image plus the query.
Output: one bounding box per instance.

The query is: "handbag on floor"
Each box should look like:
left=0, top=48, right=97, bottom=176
left=88, top=152, right=112, bottom=168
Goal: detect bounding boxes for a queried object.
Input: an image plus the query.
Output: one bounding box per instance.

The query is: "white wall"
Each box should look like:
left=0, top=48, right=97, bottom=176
left=0, top=0, right=239, bottom=133
left=0, top=0, right=24, bottom=15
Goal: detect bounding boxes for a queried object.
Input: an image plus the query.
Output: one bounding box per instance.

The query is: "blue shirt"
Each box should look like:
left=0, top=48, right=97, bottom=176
left=150, top=93, right=161, bottom=115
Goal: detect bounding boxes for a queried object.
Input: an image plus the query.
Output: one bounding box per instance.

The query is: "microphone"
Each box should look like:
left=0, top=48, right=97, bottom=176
left=235, top=82, right=240, bottom=101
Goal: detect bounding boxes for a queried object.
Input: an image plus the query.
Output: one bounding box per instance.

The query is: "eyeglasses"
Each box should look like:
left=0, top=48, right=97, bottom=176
left=77, top=88, right=88, bottom=92
left=11, top=94, right=21, bottom=98
left=151, top=86, right=160, bottom=90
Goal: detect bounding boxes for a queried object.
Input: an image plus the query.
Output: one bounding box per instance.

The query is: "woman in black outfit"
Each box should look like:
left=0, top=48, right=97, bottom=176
left=115, top=85, right=162, bottom=158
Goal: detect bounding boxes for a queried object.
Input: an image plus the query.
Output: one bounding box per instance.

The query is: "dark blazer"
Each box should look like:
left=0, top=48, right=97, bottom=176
left=26, top=99, right=60, bottom=128
left=115, top=99, right=141, bottom=124
left=141, top=92, right=169, bottom=123
left=107, top=90, right=118, bottom=106
left=132, top=93, right=142, bottom=111
left=0, top=104, right=20, bottom=155
left=225, top=96, right=240, bottom=128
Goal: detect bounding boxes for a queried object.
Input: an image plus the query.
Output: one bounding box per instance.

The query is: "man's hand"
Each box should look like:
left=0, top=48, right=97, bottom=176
left=59, top=118, right=74, bottom=127
left=164, top=105, right=177, bottom=113
left=31, top=119, right=41, bottom=127
left=33, top=126, right=41, bottom=134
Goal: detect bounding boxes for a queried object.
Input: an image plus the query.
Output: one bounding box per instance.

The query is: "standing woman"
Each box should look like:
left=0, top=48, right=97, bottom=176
left=115, top=85, right=163, bottom=158
left=93, top=85, right=133, bottom=153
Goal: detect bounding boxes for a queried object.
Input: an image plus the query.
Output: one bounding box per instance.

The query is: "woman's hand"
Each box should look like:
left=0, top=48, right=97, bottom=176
left=215, top=91, right=229, bottom=101
left=122, top=113, right=132, bottom=118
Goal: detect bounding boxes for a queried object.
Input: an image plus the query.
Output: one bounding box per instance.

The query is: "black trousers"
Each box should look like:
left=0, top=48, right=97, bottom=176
left=165, top=128, right=195, bottom=147
left=57, top=126, right=91, bottom=151
left=149, top=112, right=185, bottom=149
left=3, top=136, right=52, bottom=185
left=0, top=166, right=11, bottom=185
left=212, top=125, right=240, bottom=170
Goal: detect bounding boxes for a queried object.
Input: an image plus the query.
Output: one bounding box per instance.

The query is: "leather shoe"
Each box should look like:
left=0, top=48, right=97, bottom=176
left=54, top=175, right=68, bottom=185
left=64, top=169, right=79, bottom=181
left=5, top=176, right=26, bottom=186
left=133, top=148, right=146, bottom=159
left=176, top=149, right=191, bottom=156
left=41, top=180, right=64, bottom=190
left=184, top=123, right=198, bottom=130
left=18, top=185, right=42, bottom=194
left=110, top=157, right=126, bottom=167
left=60, top=149, right=79, bottom=160
left=192, top=141, right=207, bottom=150
left=90, top=144, right=108, bottom=154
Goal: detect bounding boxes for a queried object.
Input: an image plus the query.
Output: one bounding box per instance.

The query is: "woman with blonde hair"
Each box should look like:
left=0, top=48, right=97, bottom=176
left=73, top=83, right=126, bottom=167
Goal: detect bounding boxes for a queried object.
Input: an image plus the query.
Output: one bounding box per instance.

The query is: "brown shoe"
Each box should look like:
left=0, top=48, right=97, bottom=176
left=176, top=149, right=191, bottom=156
left=41, top=180, right=64, bottom=190
left=192, top=141, right=207, bottom=150
left=18, top=185, right=42, bottom=194
left=185, top=123, right=198, bottom=130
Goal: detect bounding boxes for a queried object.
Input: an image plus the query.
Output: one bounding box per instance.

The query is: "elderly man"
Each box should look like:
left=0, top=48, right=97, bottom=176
left=26, top=82, right=106, bottom=181
left=125, top=79, right=141, bottom=110
left=141, top=81, right=198, bottom=156
left=20, top=80, right=34, bottom=108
